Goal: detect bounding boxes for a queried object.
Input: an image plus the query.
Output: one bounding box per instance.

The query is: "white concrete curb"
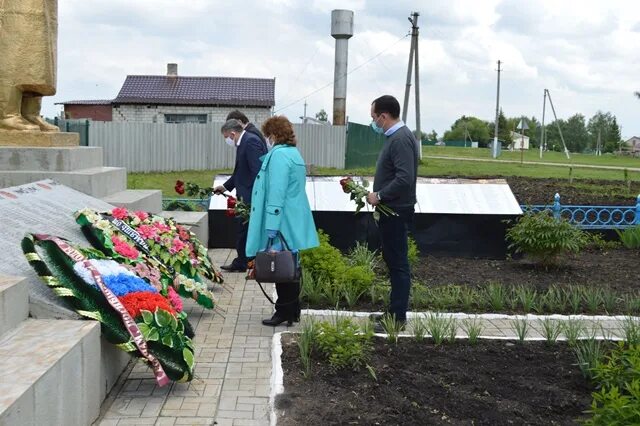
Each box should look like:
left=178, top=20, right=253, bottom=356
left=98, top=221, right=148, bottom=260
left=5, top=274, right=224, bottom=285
left=303, top=309, right=640, bottom=322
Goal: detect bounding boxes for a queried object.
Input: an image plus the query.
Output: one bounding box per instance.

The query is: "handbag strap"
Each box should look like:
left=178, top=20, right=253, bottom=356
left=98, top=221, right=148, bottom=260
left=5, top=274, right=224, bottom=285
left=265, top=231, right=292, bottom=252
left=255, top=280, right=275, bottom=305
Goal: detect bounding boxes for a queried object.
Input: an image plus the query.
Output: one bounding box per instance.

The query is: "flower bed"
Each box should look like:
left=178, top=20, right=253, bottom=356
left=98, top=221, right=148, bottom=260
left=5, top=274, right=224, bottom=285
left=276, top=334, right=592, bottom=425
left=75, top=207, right=220, bottom=309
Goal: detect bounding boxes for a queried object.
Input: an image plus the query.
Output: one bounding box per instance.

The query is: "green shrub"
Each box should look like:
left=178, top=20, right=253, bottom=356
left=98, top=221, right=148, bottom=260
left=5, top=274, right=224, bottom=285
left=315, top=317, right=373, bottom=371
left=408, top=236, right=419, bottom=267
left=587, top=343, right=640, bottom=425
left=586, top=232, right=621, bottom=251
left=300, top=230, right=347, bottom=282
left=347, top=241, right=380, bottom=272
left=615, top=226, right=640, bottom=249
left=506, top=211, right=588, bottom=266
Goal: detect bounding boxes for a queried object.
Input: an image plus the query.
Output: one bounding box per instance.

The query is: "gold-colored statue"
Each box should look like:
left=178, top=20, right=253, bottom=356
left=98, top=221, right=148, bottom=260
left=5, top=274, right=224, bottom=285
left=0, top=0, right=59, bottom=131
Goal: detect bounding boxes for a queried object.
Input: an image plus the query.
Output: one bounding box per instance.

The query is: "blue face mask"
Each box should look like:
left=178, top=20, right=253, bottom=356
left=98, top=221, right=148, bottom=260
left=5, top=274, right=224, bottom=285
left=370, top=117, right=384, bottom=135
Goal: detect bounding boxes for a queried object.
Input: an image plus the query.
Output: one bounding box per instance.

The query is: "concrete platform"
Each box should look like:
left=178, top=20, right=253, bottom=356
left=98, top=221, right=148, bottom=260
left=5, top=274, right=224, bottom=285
left=0, top=130, right=79, bottom=147
left=0, top=319, right=102, bottom=426
left=0, top=276, right=29, bottom=338
left=0, top=146, right=103, bottom=171
left=158, top=211, right=209, bottom=246
left=102, top=189, right=163, bottom=214
left=0, top=166, right=127, bottom=198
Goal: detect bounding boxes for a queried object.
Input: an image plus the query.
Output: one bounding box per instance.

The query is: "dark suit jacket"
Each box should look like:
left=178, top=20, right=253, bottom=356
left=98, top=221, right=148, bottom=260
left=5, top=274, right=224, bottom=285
left=244, top=122, right=267, bottom=149
left=223, top=131, right=267, bottom=203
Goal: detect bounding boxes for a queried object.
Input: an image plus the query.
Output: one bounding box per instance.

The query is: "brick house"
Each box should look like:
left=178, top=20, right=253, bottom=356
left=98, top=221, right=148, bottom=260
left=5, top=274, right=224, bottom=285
left=625, top=136, right=640, bottom=155
left=58, top=64, right=275, bottom=123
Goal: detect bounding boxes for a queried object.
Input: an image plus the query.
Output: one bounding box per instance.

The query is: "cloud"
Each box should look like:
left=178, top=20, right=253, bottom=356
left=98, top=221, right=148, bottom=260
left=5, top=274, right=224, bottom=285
left=40, top=0, right=640, bottom=140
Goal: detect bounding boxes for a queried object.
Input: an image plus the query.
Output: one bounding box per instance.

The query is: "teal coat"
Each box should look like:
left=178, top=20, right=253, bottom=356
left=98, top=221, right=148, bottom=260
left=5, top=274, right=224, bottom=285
left=245, top=145, right=319, bottom=256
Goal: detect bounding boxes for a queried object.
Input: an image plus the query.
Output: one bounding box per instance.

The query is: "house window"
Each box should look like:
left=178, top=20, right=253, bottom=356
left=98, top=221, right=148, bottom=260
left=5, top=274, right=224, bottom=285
left=164, top=114, right=207, bottom=124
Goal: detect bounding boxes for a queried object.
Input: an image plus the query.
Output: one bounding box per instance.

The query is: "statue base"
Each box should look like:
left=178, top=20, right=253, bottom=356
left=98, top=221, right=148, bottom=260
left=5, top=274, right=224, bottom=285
left=0, top=130, right=79, bottom=147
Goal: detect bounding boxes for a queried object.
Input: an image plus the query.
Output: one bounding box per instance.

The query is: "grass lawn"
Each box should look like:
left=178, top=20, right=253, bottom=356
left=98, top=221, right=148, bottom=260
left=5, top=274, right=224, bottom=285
left=423, top=146, right=640, bottom=168
left=128, top=157, right=639, bottom=198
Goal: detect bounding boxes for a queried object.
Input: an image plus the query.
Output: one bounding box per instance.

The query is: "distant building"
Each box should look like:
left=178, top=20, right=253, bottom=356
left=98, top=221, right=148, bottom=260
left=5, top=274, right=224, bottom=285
left=57, top=64, right=275, bottom=123
left=624, top=136, right=640, bottom=154
left=510, top=131, right=530, bottom=150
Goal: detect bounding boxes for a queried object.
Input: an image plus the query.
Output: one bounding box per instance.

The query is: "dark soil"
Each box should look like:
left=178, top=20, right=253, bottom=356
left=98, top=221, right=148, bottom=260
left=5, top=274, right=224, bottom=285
left=277, top=336, right=593, bottom=426
left=413, top=247, right=639, bottom=293
left=505, top=176, right=639, bottom=206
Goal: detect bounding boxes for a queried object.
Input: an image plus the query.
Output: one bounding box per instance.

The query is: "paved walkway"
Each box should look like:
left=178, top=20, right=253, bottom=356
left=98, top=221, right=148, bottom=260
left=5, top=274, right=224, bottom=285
left=95, top=249, right=628, bottom=426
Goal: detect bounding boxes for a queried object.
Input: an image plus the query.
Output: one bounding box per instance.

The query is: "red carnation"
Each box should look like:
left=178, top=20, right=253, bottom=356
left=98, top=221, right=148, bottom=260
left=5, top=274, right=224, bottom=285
left=340, top=177, right=353, bottom=194
left=119, top=291, right=176, bottom=319
left=225, top=208, right=236, bottom=218
left=175, top=180, right=185, bottom=195
left=227, top=196, right=237, bottom=209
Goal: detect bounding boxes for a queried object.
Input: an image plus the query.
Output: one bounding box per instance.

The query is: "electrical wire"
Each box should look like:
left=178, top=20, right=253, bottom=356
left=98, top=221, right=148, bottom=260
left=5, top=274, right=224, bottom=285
left=274, top=32, right=411, bottom=114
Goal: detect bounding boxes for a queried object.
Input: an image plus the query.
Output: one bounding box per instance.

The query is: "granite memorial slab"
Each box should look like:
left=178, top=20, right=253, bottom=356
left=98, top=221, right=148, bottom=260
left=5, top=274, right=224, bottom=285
left=0, top=179, right=113, bottom=318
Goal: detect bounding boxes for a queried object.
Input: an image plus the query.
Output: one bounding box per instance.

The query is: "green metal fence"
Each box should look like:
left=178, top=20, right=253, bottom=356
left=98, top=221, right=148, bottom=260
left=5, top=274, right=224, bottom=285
left=344, top=122, right=385, bottom=169
left=50, top=118, right=90, bottom=146
left=422, top=140, right=477, bottom=147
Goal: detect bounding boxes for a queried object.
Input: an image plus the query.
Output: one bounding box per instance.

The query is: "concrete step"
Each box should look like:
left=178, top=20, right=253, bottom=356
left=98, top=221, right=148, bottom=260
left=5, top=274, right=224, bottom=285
left=102, top=189, right=163, bottom=214
left=0, top=276, right=29, bottom=338
left=0, top=146, right=103, bottom=172
left=0, top=166, right=127, bottom=198
left=159, top=210, right=209, bottom=246
left=0, top=319, right=102, bottom=426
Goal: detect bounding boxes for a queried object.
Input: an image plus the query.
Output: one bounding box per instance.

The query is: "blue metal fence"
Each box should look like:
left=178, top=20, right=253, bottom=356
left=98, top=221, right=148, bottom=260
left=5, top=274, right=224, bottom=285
left=521, top=194, right=640, bottom=229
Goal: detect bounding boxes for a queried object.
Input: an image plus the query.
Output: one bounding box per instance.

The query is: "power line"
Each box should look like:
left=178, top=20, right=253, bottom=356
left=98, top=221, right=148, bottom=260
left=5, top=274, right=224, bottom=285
left=274, top=32, right=411, bottom=114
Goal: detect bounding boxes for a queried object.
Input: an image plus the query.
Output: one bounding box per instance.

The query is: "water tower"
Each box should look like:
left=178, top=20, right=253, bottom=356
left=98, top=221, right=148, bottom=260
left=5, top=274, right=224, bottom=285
left=331, top=10, right=354, bottom=126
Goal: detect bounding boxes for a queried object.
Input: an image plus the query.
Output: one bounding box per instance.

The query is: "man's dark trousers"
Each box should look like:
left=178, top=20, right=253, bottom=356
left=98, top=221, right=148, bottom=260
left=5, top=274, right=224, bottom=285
left=234, top=217, right=250, bottom=268
left=378, top=207, right=414, bottom=322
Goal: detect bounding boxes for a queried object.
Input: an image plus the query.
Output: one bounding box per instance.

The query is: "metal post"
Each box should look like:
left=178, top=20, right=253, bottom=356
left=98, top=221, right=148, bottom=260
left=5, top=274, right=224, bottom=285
left=492, top=60, right=502, bottom=158
left=540, top=89, right=547, bottom=159
left=401, top=34, right=415, bottom=123
left=553, top=193, right=561, bottom=220
left=545, top=89, right=571, bottom=160
left=412, top=12, right=422, bottom=159
left=636, top=194, right=640, bottom=225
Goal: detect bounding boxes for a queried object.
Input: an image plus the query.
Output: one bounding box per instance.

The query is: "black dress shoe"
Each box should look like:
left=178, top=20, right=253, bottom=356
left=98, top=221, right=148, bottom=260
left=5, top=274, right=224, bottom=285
left=221, top=264, right=247, bottom=272
left=262, top=313, right=293, bottom=327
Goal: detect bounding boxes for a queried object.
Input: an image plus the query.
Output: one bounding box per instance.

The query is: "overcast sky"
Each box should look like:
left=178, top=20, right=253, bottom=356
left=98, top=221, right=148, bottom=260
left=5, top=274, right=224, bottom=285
left=44, top=0, right=640, bottom=139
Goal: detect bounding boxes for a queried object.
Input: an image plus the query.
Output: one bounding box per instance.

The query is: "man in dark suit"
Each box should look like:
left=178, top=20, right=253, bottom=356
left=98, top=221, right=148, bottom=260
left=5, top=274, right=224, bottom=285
left=226, top=110, right=268, bottom=150
left=214, top=119, right=268, bottom=272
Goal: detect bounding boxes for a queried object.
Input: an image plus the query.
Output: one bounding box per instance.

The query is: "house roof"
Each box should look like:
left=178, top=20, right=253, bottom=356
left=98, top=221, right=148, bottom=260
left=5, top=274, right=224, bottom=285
left=112, top=75, right=275, bottom=107
left=56, top=99, right=113, bottom=105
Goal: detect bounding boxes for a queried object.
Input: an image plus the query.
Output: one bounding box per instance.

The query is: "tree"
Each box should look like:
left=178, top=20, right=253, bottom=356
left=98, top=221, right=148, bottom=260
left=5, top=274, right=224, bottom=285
left=562, top=114, right=589, bottom=152
left=426, top=130, right=438, bottom=142
left=489, top=109, right=512, bottom=146
left=587, top=111, right=622, bottom=151
left=443, top=116, right=490, bottom=145
left=315, top=109, right=328, bottom=122
left=635, top=91, right=640, bottom=99
left=413, top=130, right=427, bottom=141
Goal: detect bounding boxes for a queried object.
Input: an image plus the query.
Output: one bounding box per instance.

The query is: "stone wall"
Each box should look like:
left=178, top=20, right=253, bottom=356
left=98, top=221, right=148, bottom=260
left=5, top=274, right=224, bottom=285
left=112, top=105, right=272, bottom=124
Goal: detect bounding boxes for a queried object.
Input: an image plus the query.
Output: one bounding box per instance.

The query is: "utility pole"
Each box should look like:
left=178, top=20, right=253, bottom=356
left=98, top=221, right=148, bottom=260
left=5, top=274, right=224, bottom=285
left=402, top=12, right=422, bottom=159
left=540, top=89, right=547, bottom=159
left=492, top=60, right=502, bottom=158
left=597, top=129, right=602, bottom=156
left=545, top=89, right=571, bottom=160
left=303, top=99, right=307, bottom=123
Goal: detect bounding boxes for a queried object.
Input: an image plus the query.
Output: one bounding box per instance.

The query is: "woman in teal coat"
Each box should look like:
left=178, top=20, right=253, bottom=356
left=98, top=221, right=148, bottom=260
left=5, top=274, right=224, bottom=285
left=246, top=115, right=319, bottom=326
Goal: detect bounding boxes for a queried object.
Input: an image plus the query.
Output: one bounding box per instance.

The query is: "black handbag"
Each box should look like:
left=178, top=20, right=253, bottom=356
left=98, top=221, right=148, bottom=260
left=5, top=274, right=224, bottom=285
left=254, top=233, right=300, bottom=284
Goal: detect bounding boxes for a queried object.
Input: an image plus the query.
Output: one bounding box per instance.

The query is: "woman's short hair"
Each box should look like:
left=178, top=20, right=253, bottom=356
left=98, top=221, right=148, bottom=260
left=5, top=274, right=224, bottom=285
left=261, top=116, right=296, bottom=146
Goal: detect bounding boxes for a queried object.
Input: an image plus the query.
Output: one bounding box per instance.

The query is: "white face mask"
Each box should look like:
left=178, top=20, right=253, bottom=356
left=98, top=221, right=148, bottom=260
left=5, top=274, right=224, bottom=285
left=266, top=137, right=274, bottom=151
left=225, top=136, right=235, bottom=147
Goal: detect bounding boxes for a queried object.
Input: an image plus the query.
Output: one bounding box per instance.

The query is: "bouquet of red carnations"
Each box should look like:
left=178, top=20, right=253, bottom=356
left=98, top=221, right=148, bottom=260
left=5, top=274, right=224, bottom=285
left=339, top=176, right=397, bottom=219
left=174, top=180, right=213, bottom=198
left=225, top=195, right=250, bottom=224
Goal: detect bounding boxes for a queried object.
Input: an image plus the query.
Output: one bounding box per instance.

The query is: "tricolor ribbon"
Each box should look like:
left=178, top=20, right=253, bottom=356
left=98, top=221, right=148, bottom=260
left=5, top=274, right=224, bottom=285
left=34, top=234, right=170, bottom=387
